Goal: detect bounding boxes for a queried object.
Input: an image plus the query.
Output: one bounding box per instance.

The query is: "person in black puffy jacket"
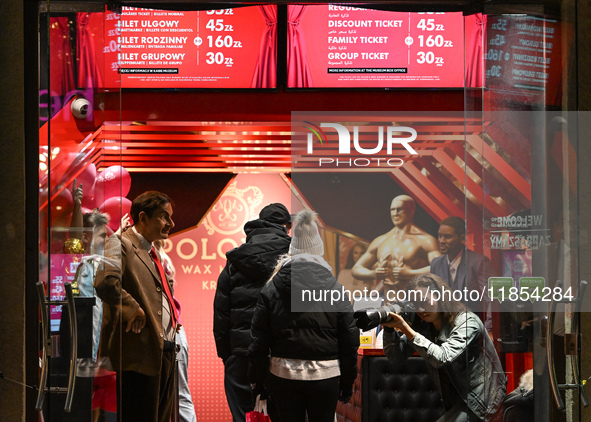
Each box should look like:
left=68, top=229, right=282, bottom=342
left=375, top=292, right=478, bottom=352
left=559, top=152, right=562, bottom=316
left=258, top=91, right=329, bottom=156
left=214, top=203, right=292, bottom=422
left=248, top=210, right=360, bottom=422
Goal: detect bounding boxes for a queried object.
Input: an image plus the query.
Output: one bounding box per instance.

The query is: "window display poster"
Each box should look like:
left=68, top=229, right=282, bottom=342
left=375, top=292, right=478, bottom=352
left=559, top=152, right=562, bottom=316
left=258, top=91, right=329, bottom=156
left=166, top=173, right=301, bottom=420
left=49, top=254, right=82, bottom=331
left=102, top=6, right=276, bottom=88
left=288, top=6, right=465, bottom=88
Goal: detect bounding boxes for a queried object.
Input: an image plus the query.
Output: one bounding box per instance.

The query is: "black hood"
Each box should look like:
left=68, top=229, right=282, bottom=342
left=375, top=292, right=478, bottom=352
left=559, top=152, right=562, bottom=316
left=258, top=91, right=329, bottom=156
left=272, top=259, right=341, bottom=312
left=243, top=219, right=287, bottom=240
left=225, top=219, right=290, bottom=281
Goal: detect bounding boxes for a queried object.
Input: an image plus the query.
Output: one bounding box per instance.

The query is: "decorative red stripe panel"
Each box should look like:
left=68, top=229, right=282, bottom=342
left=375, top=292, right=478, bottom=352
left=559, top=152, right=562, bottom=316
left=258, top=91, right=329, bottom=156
left=41, top=119, right=532, bottom=227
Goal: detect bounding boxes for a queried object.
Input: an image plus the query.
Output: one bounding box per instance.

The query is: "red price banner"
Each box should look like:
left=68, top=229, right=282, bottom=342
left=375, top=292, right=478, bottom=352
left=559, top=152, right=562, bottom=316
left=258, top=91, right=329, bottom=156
left=289, top=6, right=465, bottom=88
left=103, top=6, right=275, bottom=88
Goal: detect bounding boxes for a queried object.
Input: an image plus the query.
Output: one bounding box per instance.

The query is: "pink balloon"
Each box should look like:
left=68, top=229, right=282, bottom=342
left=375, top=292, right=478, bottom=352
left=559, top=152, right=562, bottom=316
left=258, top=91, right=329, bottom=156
left=74, top=162, right=97, bottom=193
left=81, top=184, right=97, bottom=209
left=99, top=196, right=132, bottom=232
left=94, top=165, right=132, bottom=206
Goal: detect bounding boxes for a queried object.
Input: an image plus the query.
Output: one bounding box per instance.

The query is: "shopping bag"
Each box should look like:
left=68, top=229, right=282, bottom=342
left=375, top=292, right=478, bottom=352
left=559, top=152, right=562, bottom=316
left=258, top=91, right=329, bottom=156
left=245, top=394, right=271, bottom=422
left=246, top=411, right=270, bottom=422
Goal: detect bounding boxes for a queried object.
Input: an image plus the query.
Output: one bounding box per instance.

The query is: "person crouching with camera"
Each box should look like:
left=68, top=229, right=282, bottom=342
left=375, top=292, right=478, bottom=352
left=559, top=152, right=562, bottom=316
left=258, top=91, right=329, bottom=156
left=382, top=273, right=506, bottom=422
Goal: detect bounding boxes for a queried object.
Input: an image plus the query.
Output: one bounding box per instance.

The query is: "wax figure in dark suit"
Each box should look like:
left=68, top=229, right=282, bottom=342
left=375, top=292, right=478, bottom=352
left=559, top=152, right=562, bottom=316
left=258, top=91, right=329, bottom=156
left=430, top=216, right=493, bottom=332
left=95, top=191, right=177, bottom=422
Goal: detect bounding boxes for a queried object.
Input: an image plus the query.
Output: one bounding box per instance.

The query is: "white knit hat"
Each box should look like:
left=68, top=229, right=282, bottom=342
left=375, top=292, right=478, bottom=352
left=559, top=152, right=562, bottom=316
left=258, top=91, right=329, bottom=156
left=289, top=210, right=325, bottom=256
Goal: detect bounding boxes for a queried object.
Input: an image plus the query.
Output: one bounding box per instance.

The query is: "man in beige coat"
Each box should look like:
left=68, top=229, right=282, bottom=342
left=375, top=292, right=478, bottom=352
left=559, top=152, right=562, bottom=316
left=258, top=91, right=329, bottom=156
left=95, top=191, right=177, bottom=422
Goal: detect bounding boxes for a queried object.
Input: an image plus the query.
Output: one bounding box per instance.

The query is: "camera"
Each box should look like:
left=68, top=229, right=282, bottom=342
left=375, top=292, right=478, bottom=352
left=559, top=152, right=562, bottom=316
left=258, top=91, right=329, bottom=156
left=354, top=301, right=415, bottom=331
left=71, top=97, right=92, bottom=119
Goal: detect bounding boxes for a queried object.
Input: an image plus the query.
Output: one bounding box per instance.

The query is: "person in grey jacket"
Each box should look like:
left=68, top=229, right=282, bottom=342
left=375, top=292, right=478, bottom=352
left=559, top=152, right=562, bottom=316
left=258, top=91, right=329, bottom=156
left=382, top=273, right=506, bottom=422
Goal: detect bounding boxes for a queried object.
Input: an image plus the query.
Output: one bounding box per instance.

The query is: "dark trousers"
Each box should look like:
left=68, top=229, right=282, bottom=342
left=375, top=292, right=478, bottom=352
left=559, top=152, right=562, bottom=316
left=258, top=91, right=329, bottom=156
left=268, top=374, right=339, bottom=422
left=224, top=355, right=253, bottom=422
left=119, top=349, right=176, bottom=422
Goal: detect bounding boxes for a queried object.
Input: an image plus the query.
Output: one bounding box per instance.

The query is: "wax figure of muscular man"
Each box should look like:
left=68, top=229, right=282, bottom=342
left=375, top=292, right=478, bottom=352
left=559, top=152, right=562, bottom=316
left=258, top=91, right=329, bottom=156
left=352, top=195, right=440, bottom=294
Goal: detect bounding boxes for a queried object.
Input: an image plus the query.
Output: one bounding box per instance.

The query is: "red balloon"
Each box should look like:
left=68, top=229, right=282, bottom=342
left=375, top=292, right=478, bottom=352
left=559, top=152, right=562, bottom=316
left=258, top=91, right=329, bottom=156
left=99, top=196, right=132, bottom=232
left=65, top=162, right=98, bottom=209
left=94, top=165, right=132, bottom=206
left=50, top=187, right=73, bottom=227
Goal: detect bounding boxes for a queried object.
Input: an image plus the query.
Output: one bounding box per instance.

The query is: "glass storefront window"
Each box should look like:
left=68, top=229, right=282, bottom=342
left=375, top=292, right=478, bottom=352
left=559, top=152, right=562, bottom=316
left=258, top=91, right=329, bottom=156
left=38, top=3, right=125, bottom=420
left=31, top=2, right=585, bottom=422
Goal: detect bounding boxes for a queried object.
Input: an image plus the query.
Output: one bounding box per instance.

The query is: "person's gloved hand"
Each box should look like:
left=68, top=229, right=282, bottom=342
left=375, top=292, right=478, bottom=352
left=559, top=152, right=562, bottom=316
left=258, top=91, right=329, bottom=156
left=251, top=383, right=268, bottom=404
left=338, top=387, right=353, bottom=403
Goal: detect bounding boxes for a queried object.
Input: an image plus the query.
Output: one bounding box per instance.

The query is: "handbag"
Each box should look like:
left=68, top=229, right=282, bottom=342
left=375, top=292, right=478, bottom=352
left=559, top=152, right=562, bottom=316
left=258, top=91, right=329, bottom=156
left=246, top=394, right=271, bottom=422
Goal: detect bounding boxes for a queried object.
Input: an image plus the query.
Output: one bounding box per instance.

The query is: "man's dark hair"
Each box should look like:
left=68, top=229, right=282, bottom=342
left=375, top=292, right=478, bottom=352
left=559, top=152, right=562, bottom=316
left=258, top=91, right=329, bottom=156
left=440, top=216, right=465, bottom=236
left=83, top=211, right=95, bottom=228
left=131, top=191, right=173, bottom=223
left=83, top=210, right=109, bottom=228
